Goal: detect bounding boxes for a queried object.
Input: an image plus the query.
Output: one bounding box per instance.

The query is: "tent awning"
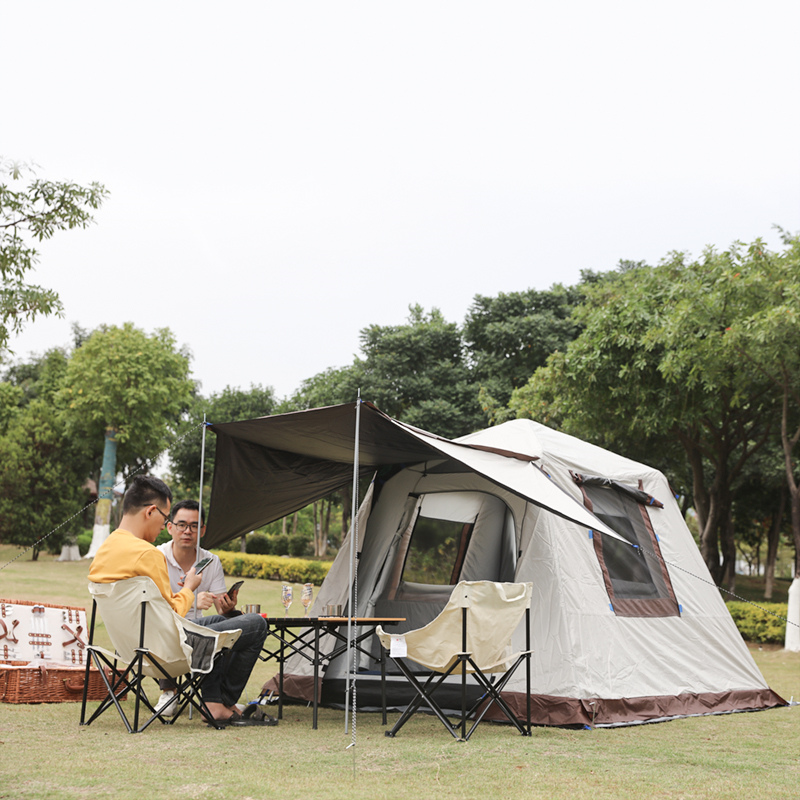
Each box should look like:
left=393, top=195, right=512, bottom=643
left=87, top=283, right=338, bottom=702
left=203, top=401, right=624, bottom=548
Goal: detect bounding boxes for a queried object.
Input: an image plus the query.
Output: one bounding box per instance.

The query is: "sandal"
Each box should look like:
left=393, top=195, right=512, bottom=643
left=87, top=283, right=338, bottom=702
left=229, top=704, right=278, bottom=726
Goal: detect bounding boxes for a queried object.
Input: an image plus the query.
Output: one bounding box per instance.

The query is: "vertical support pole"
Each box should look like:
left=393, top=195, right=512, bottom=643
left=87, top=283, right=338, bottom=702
left=525, top=606, right=531, bottom=735
left=197, top=414, right=207, bottom=566
left=344, top=392, right=362, bottom=735
left=461, top=606, right=467, bottom=741
left=188, top=414, right=208, bottom=723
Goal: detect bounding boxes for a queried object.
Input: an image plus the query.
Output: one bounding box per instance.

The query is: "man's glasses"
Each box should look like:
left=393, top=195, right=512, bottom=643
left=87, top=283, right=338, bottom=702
left=171, top=521, right=199, bottom=533
left=151, top=505, right=170, bottom=524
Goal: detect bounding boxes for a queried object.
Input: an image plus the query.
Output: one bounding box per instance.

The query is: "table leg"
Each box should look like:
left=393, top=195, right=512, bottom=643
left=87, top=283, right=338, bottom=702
left=278, top=632, right=285, bottom=721
left=313, top=623, right=320, bottom=730
left=380, top=636, right=387, bottom=725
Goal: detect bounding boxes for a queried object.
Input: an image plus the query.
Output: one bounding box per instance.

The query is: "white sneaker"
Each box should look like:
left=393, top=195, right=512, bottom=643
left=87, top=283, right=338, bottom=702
left=156, top=690, right=178, bottom=717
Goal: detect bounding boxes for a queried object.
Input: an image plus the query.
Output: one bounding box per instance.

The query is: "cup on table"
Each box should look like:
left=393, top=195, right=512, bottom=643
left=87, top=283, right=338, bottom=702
left=243, top=603, right=261, bottom=614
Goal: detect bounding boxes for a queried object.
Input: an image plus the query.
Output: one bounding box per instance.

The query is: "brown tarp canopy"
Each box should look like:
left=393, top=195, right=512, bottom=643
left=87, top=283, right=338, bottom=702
left=203, top=401, right=620, bottom=549
left=204, top=402, right=443, bottom=547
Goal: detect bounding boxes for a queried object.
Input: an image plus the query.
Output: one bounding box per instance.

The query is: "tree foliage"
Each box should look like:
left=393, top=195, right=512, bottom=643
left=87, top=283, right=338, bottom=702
left=0, top=159, right=107, bottom=352
left=463, top=285, right=584, bottom=423
left=0, top=349, right=91, bottom=558
left=510, top=242, right=789, bottom=586
left=718, top=234, right=800, bottom=577
left=283, top=364, right=364, bottom=412
left=58, top=323, right=193, bottom=477
left=357, top=305, right=484, bottom=438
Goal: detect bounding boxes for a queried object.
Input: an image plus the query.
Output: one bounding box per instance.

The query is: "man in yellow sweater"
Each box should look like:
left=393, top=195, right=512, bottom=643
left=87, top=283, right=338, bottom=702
left=89, top=475, right=267, bottom=724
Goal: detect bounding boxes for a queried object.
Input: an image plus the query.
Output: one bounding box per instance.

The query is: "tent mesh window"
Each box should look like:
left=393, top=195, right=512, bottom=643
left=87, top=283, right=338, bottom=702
left=401, top=515, right=475, bottom=586
left=574, top=475, right=680, bottom=618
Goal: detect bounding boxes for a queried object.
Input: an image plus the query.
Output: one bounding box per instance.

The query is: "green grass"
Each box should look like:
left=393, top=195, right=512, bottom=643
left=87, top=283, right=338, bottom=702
left=0, top=545, right=798, bottom=800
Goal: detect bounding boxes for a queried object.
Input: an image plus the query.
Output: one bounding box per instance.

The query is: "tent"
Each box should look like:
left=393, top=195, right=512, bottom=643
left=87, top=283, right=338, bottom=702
left=204, top=402, right=785, bottom=727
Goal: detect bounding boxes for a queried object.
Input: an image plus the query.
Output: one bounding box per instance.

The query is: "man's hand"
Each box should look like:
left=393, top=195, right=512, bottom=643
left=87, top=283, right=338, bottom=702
left=214, top=588, right=238, bottom=615
left=183, top=567, right=202, bottom=593
left=196, top=591, right=217, bottom=610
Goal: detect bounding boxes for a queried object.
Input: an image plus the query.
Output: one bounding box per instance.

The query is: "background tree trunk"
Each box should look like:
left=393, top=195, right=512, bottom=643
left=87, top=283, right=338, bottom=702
left=86, top=427, right=118, bottom=559
left=764, top=487, right=786, bottom=599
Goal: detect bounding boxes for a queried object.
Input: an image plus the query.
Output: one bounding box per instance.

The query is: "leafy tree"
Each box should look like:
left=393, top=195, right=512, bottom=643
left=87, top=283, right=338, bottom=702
left=0, top=349, right=92, bottom=559
left=0, top=159, right=107, bottom=352
left=282, top=364, right=364, bottom=413
left=281, top=307, right=487, bottom=541
left=168, top=383, right=277, bottom=490
left=463, top=285, right=584, bottom=424
left=511, top=244, right=779, bottom=588
left=58, top=323, right=193, bottom=556
left=720, top=234, right=800, bottom=578
left=0, top=400, right=89, bottom=559
left=357, top=305, right=483, bottom=438
left=2, top=345, right=70, bottom=408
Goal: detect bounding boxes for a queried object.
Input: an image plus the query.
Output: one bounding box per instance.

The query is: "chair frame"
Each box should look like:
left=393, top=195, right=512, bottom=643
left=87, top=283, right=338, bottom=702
left=385, top=604, right=531, bottom=741
left=79, top=591, right=229, bottom=733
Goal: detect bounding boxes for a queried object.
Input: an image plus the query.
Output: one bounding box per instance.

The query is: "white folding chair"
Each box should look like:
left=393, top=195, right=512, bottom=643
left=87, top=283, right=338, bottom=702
left=79, top=576, right=241, bottom=733
left=377, top=580, right=532, bottom=741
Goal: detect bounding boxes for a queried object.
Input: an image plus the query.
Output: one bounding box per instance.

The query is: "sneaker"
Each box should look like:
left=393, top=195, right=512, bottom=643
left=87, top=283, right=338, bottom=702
left=156, top=690, right=178, bottom=717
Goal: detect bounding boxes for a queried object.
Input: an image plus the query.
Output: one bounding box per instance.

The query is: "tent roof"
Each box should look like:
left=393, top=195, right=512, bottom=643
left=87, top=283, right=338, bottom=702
left=203, top=401, right=621, bottom=548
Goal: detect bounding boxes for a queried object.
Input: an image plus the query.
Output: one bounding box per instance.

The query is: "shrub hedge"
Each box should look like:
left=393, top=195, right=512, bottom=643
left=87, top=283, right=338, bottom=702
left=725, top=601, right=788, bottom=644
left=213, top=550, right=331, bottom=584
left=245, top=532, right=312, bottom=557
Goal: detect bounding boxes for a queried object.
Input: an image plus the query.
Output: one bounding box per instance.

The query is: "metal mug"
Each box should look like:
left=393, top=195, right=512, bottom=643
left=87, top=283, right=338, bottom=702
left=243, top=604, right=261, bottom=614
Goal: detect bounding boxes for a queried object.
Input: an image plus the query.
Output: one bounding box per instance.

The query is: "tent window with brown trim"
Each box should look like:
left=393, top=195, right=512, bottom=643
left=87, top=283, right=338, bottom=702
left=402, top=514, right=475, bottom=585
left=573, top=474, right=680, bottom=618
left=383, top=491, right=517, bottom=606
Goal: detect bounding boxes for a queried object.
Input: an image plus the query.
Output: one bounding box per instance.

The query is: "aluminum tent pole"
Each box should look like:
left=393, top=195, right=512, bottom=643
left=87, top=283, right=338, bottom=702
left=344, top=392, right=362, bottom=735
left=188, top=413, right=207, bottom=721
left=193, top=414, right=208, bottom=615
left=197, top=413, right=207, bottom=560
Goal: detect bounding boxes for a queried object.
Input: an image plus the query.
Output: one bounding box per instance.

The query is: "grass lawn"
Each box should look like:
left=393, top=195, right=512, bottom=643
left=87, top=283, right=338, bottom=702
left=0, top=545, right=798, bottom=800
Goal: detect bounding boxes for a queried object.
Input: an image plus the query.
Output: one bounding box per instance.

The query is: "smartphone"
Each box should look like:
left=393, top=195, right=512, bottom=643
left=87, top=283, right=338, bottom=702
left=226, top=580, right=244, bottom=599
left=194, top=556, right=213, bottom=574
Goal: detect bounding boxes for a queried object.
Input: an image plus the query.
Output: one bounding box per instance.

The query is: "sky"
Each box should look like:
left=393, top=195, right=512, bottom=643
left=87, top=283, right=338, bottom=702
left=3, top=1, right=799, bottom=402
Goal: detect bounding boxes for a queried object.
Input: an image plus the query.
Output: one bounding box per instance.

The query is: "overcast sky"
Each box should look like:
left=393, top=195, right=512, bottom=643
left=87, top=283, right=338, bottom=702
left=4, top=1, right=798, bottom=403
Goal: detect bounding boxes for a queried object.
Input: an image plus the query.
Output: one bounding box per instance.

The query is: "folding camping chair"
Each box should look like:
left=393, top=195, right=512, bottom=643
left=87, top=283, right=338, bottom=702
left=79, top=576, right=242, bottom=733
left=376, top=580, right=532, bottom=741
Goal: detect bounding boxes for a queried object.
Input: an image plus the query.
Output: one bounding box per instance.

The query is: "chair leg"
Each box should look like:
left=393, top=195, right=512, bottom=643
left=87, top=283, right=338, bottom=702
left=79, top=600, right=98, bottom=726
left=135, top=649, right=231, bottom=732
left=81, top=648, right=139, bottom=733
left=385, top=658, right=464, bottom=740
left=461, top=655, right=529, bottom=740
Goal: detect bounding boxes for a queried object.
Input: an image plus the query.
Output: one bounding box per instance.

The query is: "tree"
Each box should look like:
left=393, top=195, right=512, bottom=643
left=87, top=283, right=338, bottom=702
left=720, top=234, right=800, bottom=578
left=510, top=244, right=779, bottom=588
left=0, top=400, right=89, bottom=559
left=463, top=285, right=584, bottom=424
left=0, top=159, right=107, bottom=351
left=358, top=305, right=484, bottom=438
left=168, top=383, right=277, bottom=490
left=0, top=349, right=92, bottom=559
left=58, top=323, right=193, bottom=556
left=283, top=364, right=364, bottom=413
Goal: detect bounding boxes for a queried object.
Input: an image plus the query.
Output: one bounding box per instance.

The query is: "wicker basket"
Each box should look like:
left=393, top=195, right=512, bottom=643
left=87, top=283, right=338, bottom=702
left=0, top=661, right=114, bottom=704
